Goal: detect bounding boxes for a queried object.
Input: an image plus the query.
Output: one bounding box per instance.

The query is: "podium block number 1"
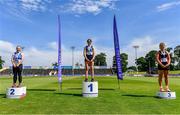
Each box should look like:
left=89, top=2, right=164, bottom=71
left=88, top=84, right=93, bottom=92
left=10, top=89, right=15, bottom=95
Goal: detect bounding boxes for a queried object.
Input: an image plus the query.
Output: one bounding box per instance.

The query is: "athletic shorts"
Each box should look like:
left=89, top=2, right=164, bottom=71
left=158, top=62, right=169, bottom=70
left=85, top=55, right=93, bottom=61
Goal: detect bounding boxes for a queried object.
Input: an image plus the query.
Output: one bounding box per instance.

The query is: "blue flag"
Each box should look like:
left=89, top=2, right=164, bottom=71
left=58, top=15, right=62, bottom=83
left=113, top=15, right=123, bottom=80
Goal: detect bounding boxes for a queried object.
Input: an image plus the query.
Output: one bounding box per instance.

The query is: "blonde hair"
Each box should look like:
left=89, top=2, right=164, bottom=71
left=16, top=45, right=21, bottom=49
left=159, top=42, right=165, bottom=47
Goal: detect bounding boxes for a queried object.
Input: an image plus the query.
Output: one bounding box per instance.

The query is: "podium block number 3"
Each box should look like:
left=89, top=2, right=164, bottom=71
left=10, top=89, right=15, bottom=95
left=168, top=92, right=171, bottom=97
left=88, top=84, right=93, bottom=92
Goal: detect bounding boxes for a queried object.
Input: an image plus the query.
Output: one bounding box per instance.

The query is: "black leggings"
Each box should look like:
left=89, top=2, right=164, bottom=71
left=13, top=64, right=23, bottom=84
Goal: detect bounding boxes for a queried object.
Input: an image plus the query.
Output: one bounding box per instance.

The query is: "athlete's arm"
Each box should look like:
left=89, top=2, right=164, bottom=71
left=17, top=53, right=24, bottom=66
left=83, top=47, right=90, bottom=61
left=166, top=51, right=171, bottom=67
left=11, top=54, right=16, bottom=67
left=156, top=52, right=165, bottom=68
left=91, top=47, right=95, bottom=62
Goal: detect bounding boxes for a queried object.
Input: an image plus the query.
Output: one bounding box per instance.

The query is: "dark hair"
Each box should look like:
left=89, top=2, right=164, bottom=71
left=87, top=39, right=92, bottom=43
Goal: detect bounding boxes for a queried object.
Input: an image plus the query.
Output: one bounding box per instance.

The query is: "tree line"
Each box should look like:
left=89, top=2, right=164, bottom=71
left=0, top=45, right=179, bottom=73
left=94, top=45, right=180, bottom=73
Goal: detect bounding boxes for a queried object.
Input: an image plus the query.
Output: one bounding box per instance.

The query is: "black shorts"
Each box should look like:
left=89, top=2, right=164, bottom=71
left=85, top=55, right=93, bottom=61
left=158, top=62, right=169, bottom=70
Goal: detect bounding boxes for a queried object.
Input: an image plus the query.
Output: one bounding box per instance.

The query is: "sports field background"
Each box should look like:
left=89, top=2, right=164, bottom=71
left=0, top=76, right=180, bottom=114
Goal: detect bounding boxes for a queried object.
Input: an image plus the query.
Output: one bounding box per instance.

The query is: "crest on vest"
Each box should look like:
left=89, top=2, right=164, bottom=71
left=159, top=50, right=168, bottom=63
left=86, top=46, right=93, bottom=55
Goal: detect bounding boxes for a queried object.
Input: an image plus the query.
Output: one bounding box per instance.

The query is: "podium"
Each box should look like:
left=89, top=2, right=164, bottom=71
left=82, top=81, right=98, bottom=97
left=6, top=87, right=26, bottom=99
left=157, top=91, right=176, bottom=99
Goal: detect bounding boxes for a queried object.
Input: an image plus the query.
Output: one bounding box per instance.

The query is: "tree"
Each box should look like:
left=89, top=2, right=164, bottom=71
left=174, top=45, right=180, bottom=70
left=0, top=56, right=5, bottom=69
left=112, top=53, right=128, bottom=72
left=136, top=57, right=147, bottom=71
left=94, top=53, right=107, bottom=66
left=136, top=50, right=157, bottom=72
left=145, top=50, right=157, bottom=69
left=167, top=47, right=175, bottom=70
left=127, top=66, right=137, bottom=71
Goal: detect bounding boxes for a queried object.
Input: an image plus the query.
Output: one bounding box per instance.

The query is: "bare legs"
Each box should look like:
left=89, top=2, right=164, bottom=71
left=158, top=70, right=170, bottom=91
left=85, top=61, right=94, bottom=81
left=85, top=62, right=89, bottom=81
left=164, top=70, right=170, bottom=91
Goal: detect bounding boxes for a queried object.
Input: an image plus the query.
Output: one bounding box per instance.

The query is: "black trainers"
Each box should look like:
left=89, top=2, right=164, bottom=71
left=91, top=78, right=95, bottom=82
left=84, top=78, right=88, bottom=82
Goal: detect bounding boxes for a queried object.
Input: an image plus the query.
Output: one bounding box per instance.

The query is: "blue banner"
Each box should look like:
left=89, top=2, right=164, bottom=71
left=113, top=15, right=123, bottom=80
left=58, top=15, right=62, bottom=83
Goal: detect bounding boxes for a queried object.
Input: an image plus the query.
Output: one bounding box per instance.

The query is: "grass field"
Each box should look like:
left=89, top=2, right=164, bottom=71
left=128, top=70, right=180, bottom=74
left=1, top=76, right=180, bottom=114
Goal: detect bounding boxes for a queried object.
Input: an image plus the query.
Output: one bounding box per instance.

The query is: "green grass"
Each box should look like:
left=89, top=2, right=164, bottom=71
left=128, top=70, right=180, bottom=74
left=1, top=76, right=180, bottom=114
left=169, top=70, right=180, bottom=74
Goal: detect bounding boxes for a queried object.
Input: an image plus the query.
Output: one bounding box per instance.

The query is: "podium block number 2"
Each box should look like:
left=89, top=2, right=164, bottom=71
left=88, top=84, right=93, bottom=92
left=10, top=89, right=15, bottom=95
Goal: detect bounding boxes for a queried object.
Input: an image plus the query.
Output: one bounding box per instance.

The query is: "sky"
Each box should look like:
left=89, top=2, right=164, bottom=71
left=0, top=0, right=180, bottom=67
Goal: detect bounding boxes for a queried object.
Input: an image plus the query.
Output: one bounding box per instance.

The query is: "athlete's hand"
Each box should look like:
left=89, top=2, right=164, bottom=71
left=86, top=58, right=90, bottom=62
left=161, top=65, right=166, bottom=68
left=90, top=59, right=94, bottom=62
left=164, top=64, right=169, bottom=68
left=13, top=64, right=16, bottom=67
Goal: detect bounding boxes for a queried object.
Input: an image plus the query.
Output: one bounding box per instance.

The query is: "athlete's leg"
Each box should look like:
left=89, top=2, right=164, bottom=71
left=164, top=70, right=170, bottom=91
left=90, top=61, right=94, bottom=81
left=17, top=65, right=23, bottom=87
left=85, top=61, right=89, bottom=81
left=12, top=66, right=18, bottom=87
left=158, top=70, right=164, bottom=91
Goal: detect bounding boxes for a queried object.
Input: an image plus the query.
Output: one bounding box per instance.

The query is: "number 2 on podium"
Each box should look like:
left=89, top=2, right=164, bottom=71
left=88, top=84, right=93, bottom=92
left=10, top=89, right=15, bottom=95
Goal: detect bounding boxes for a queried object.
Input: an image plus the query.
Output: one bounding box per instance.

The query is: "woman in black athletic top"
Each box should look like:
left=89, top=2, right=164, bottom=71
left=156, top=42, right=171, bottom=92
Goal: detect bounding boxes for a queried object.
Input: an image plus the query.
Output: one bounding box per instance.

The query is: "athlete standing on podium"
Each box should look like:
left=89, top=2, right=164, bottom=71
left=156, top=42, right=171, bottom=92
left=11, top=46, right=24, bottom=87
left=84, top=39, right=95, bottom=82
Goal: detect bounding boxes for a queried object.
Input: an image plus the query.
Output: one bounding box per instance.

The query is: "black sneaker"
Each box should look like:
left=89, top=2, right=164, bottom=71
left=84, top=78, right=88, bottom=82
left=91, top=78, right=95, bottom=82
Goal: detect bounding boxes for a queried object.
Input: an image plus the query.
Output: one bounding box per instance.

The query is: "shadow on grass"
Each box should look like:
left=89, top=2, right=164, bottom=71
left=66, top=88, right=115, bottom=91
left=55, top=92, right=82, bottom=97
left=0, top=94, right=6, bottom=98
left=99, top=88, right=115, bottom=91
left=66, top=88, right=82, bottom=90
left=27, top=89, right=56, bottom=92
left=122, top=94, right=158, bottom=98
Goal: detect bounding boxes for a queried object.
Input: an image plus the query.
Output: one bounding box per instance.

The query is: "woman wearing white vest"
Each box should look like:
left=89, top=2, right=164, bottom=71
left=83, top=39, right=95, bottom=82
left=11, top=46, right=24, bottom=87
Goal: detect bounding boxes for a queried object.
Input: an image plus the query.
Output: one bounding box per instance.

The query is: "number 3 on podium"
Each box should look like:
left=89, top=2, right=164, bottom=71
left=168, top=92, right=171, bottom=97
left=88, top=84, right=93, bottom=92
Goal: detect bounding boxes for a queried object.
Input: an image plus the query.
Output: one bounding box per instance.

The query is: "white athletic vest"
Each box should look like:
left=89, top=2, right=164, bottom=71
left=13, top=52, right=22, bottom=64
